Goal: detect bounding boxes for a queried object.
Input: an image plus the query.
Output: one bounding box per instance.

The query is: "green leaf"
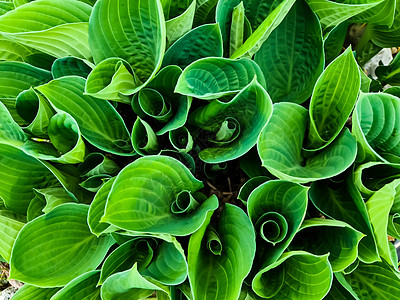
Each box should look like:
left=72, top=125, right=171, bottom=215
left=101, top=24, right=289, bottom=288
left=0, top=143, right=59, bottom=214
left=258, top=102, right=357, bottom=183
left=165, top=0, right=196, bottom=47
left=229, top=0, right=296, bottom=59
left=33, top=187, right=77, bottom=215
left=309, top=176, right=380, bottom=264
left=144, top=65, right=192, bottom=136
left=247, top=180, right=308, bottom=265
left=289, top=218, right=364, bottom=272
left=88, top=177, right=116, bottom=236
left=89, top=0, right=166, bottom=93
left=10, top=203, right=114, bottom=287
left=324, top=21, right=349, bottom=65
left=0, top=0, right=92, bottom=60
left=169, top=127, right=193, bottom=153
left=365, top=179, right=400, bottom=269
left=252, top=251, right=332, bottom=299
left=12, top=285, right=60, bottom=300
left=352, top=92, right=400, bottom=163
left=254, top=0, right=324, bottom=104
left=78, top=153, right=120, bottom=178
left=16, top=88, right=55, bottom=138
left=319, top=272, right=360, bottom=300
left=131, top=117, right=160, bottom=156
left=51, top=270, right=101, bottom=300
left=237, top=176, right=270, bottom=203
left=0, top=101, right=28, bottom=147
left=101, top=263, right=170, bottom=300
left=79, top=174, right=111, bottom=193
left=371, top=2, right=400, bottom=48
left=193, top=0, right=218, bottom=26
left=162, top=23, right=223, bottom=69
left=189, top=78, right=272, bottom=163
left=175, top=57, right=265, bottom=100
left=305, top=0, right=388, bottom=28
left=345, top=260, right=400, bottom=299
left=0, top=61, right=52, bottom=123
left=99, top=237, right=156, bottom=285
left=102, top=155, right=219, bottom=235
left=36, top=76, right=134, bottom=156
left=188, top=204, right=256, bottom=300
left=306, top=47, right=360, bottom=150
left=0, top=210, right=25, bottom=262
left=85, top=58, right=142, bottom=103
left=51, top=56, right=93, bottom=79
left=229, top=2, right=245, bottom=57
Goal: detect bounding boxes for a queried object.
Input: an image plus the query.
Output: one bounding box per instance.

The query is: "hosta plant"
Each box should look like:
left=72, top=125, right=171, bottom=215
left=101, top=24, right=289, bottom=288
left=1, top=0, right=400, bottom=299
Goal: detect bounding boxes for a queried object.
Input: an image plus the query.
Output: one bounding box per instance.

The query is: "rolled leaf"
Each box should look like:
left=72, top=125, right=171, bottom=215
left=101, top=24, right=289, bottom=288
left=188, top=204, right=256, bottom=300
left=189, top=78, right=272, bottom=163
left=247, top=180, right=308, bottom=265
left=51, top=56, right=92, bottom=79
left=102, top=155, right=219, bottom=235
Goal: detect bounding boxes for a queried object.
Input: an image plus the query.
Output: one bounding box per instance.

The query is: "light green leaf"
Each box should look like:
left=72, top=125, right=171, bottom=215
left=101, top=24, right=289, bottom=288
left=85, top=58, right=142, bottom=103
left=162, top=23, right=223, bottom=69
left=50, top=270, right=101, bottom=300
left=254, top=0, right=324, bottom=104
left=305, top=0, right=387, bottom=28
left=88, top=177, right=116, bottom=236
left=230, top=0, right=296, bottom=59
left=0, top=143, right=59, bottom=214
left=345, top=260, right=400, bottom=299
left=188, top=204, right=256, bottom=300
left=306, top=47, right=360, bottom=150
left=352, top=92, right=400, bottom=163
left=89, top=0, right=166, bottom=93
left=290, top=218, right=364, bottom=272
left=12, top=285, right=60, bottom=300
left=0, top=101, right=27, bottom=147
left=365, top=179, right=400, bottom=269
left=175, top=57, right=265, bottom=100
left=36, top=76, right=134, bottom=156
left=101, top=263, right=170, bottom=300
left=0, top=210, right=25, bottom=262
left=79, top=174, right=111, bottom=193
left=252, top=251, right=332, bottom=299
left=309, top=176, right=380, bottom=264
left=247, top=180, right=308, bottom=265
left=102, top=155, right=219, bottom=235
left=371, top=1, right=400, bottom=48
left=258, top=102, right=357, bottom=183
left=0, top=0, right=92, bottom=60
left=189, top=78, right=272, bottom=163
left=10, top=203, right=114, bottom=287
left=229, top=2, right=245, bottom=57
left=165, top=0, right=196, bottom=47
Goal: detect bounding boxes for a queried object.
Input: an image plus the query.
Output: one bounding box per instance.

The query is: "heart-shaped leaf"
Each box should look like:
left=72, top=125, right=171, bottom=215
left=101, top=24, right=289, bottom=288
left=10, top=203, right=114, bottom=287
